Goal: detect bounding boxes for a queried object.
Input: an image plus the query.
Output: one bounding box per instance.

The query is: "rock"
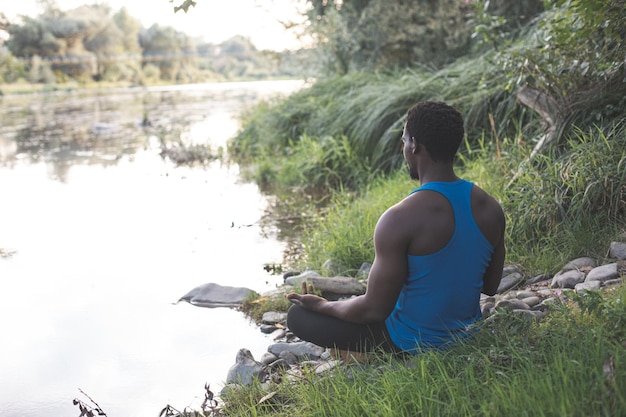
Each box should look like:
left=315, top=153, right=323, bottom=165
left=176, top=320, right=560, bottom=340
left=322, top=259, right=344, bottom=276
left=262, top=311, right=288, bottom=324
left=502, top=264, right=523, bottom=276
left=272, top=329, right=287, bottom=340
left=267, top=358, right=290, bottom=371
left=520, top=296, right=542, bottom=308
left=604, top=278, right=624, bottom=287
left=497, top=272, right=524, bottom=293
left=585, top=263, right=619, bottom=283
left=537, top=289, right=555, bottom=297
left=278, top=350, right=299, bottom=365
left=226, top=349, right=265, bottom=385
left=515, top=291, right=536, bottom=299
left=316, top=360, right=341, bottom=375
left=259, top=352, right=279, bottom=365
left=525, top=274, right=552, bottom=285
left=268, top=341, right=325, bottom=360
left=609, top=242, right=626, bottom=260
left=495, top=299, right=530, bottom=311
left=575, top=281, right=602, bottom=294
left=551, top=270, right=585, bottom=289
left=178, top=282, right=254, bottom=308
left=260, top=324, right=277, bottom=334
left=284, top=273, right=366, bottom=297
left=282, top=271, right=301, bottom=281
left=561, top=257, right=597, bottom=272
left=481, top=301, right=495, bottom=317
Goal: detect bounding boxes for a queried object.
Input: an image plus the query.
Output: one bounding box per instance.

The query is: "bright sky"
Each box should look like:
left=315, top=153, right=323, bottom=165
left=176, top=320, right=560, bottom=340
left=3, top=0, right=308, bottom=51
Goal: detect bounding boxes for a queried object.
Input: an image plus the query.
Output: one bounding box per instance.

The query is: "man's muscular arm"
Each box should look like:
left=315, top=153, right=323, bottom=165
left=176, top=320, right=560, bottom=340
left=287, top=205, right=408, bottom=324
left=481, top=206, right=506, bottom=296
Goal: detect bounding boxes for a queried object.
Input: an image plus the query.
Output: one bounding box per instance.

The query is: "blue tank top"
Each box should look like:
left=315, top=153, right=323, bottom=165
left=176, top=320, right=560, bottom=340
left=385, top=179, right=494, bottom=351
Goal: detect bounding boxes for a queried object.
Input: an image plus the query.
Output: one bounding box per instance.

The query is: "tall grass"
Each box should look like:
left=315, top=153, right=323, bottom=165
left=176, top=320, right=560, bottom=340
left=295, top=120, right=625, bottom=275
left=229, top=53, right=535, bottom=192
left=222, top=286, right=626, bottom=416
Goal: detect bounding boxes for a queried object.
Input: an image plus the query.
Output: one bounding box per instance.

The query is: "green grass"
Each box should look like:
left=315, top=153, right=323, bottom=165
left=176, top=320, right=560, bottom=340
left=222, top=285, right=626, bottom=417
left=288, top=120, right=626, bottom=276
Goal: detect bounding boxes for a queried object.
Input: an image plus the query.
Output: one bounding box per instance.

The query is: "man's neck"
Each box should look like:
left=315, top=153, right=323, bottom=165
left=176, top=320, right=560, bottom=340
left=418, top=165, right=459, bottom=185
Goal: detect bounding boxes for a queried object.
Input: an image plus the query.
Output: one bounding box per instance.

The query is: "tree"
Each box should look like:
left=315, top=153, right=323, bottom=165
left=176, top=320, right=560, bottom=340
left=304, top=0, right=476, bottom=74
left=139, top=24, right=197, bottom=81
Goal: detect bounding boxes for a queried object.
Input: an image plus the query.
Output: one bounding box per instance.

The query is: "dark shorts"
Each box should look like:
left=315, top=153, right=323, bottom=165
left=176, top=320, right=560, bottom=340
left=286, top=304, right=402, bottom=354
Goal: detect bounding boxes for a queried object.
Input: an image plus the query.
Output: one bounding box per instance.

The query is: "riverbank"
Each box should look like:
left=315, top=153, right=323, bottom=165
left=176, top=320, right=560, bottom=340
left=212, top=239, right=626, bottom=416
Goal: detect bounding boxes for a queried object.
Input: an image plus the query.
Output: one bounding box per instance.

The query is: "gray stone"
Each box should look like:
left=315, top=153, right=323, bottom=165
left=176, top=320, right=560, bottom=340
left=481, top=302, right=495, bottom=317
left=551, top=270, right=585, bottom=289
left=278, top=350, right=299, bottom=365
left=320, top=349, right=333, bottom=361
left=259, top=352, right=279, bottom=365
left=609, top=242, right=626, bottom=260
left=520, top=296, right=542, bottom=308
left=271, top=329, right=287, bottom=340
left=532, top=303, right=550, bottom=312
left=284, top=274, right=366, bottom=296
left=268, top=358, right=290, bottom=371
left=260, top=324, right=277, bottom=334
left=524, top=274, right=552, bottom=285
left=322, top=259, right=344, bottom=276
left=502, top=264, right=523, bottom=276
left=316, top=360, right=341, bottom=375
left=495, top=299, right=530, bottom=311
left=585, top=263, right=619, bottom=283
left=604, top=278, right=624, bottom=287
left=516, top=291, right=536, bottom=299
left=262, top=311, right=287, bottom=324
left=268, top=341, right=325, bottom=360
left=178, top=282, right=254, bottom=308
left=561, top=257, right=596, bottom=272
left=226, top=349, right=264, bottom=385
left=575, top=281, right=602, bottom=294
left=537, top=289, right=555, bottom=297
left=497, top=272, right=524, bottom=293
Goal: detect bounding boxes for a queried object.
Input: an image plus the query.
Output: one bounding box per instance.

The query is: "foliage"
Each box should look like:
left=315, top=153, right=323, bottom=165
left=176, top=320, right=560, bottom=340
left=230, top=56, right=532, bottom=195
left=503, top=122, right=626, bottom=270
left=303, top=0, right=477, bottom=73
left=1, top=4, right=307, bottom=86
left=239, top=291, right=293, bottom=324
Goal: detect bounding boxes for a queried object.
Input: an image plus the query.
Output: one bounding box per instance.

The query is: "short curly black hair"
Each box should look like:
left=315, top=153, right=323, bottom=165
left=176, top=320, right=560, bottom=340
left=405, top=101, right=464, bottom=163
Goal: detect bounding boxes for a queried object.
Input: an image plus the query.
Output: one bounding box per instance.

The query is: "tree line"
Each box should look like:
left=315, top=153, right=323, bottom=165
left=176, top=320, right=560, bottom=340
left=0, top=2, right=305, bottom=85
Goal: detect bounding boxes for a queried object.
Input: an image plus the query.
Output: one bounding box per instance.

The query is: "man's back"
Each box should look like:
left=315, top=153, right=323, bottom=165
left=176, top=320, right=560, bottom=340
left=384, top=180, right=499, bottom=349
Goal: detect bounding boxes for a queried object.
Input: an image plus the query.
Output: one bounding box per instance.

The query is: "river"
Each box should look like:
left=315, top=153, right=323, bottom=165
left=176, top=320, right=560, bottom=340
left=0, top=80, right=304, bottom=417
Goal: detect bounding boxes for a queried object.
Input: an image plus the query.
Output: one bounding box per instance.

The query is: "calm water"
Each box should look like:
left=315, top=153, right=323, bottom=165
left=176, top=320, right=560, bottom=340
left=0, top=80, right=304, bottom=416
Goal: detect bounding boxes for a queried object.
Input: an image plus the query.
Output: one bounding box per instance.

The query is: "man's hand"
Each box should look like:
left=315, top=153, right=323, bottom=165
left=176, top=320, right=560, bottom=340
left=286, top=281, right=328, bottom=312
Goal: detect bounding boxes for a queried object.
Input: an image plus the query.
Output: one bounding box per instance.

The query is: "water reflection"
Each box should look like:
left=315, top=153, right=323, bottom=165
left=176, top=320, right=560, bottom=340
left=0, top=80, right=303, bottom=417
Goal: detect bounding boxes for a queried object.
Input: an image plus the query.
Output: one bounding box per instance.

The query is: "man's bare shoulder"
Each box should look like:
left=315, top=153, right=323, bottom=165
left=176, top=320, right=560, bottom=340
left=471, top=185, right=504, bottom=217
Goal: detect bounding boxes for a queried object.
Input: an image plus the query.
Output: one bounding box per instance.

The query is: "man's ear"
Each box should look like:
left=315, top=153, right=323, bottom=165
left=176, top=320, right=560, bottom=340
left=412, top=139, right=422, bottom=155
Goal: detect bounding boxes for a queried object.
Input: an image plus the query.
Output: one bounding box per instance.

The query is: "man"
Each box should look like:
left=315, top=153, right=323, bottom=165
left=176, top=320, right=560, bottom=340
left=287, top=101, right=506, bottom=355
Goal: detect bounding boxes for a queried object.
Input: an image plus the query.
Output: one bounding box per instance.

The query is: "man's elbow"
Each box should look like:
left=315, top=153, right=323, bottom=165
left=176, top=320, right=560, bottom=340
left=361, top=307, right=392, bottom=324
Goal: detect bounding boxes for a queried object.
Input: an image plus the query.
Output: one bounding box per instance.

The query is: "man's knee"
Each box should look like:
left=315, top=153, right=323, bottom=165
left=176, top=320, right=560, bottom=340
left=286, top=304, right=305, bottom=334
